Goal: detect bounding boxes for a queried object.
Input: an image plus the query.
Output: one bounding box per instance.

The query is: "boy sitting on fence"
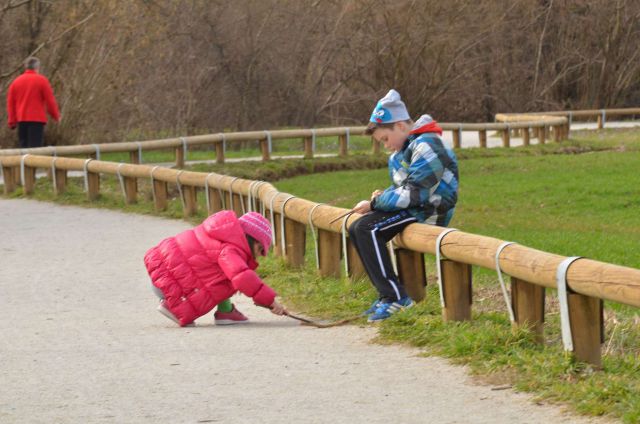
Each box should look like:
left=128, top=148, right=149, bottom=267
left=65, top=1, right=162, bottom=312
left=349, top=89, right=459, bottom=322
left=144, top=210, right=287, bottom=327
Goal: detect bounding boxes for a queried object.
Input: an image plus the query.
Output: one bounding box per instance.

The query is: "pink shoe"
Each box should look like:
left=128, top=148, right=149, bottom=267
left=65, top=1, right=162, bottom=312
left=214, top=304, right=249, bottom=325
left=157, top=301, right=195, bottom=327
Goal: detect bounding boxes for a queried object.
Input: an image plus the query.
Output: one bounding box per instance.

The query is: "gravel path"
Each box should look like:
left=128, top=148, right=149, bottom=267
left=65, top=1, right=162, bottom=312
left=0, top=199, right=613, bottom=424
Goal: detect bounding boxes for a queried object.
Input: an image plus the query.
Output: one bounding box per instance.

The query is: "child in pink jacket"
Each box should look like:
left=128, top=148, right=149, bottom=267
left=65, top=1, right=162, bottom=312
left=144, top=210, right=287, bottom=327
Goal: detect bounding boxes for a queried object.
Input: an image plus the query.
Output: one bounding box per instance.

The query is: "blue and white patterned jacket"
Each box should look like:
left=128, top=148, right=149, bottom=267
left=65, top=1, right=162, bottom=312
left=370, top=115, right=458, bottom=226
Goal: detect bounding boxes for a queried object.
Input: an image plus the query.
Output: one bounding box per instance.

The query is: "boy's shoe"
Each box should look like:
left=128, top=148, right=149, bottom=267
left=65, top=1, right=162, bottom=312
left=364, top=299, right=382, bottom=315
left=367, top=296, right=414, bottom=323
left=214, top=304, right=249, bottom=325
left=157, top=301, right=195, bottom=327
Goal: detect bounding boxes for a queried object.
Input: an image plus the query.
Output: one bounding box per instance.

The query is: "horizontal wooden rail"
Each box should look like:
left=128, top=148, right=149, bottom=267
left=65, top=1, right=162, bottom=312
left=0, top=117, right=569, bottom=160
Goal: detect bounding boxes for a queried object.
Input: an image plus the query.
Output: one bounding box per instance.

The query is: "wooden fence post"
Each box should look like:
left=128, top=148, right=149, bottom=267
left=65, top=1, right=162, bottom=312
left=338, top=134, right=348, bottom=157
left=568, top=293, right=604, bottom=367
left=260, top=138, right=271, bottom=161
left=396, top=248, right=427, bottom=302
left=181, top=186, right=198, bottom=217
left=440, top=260, right=472, bottom=321
left=284, top=217, right=306, bottom=268
left=511, top=277, right=545, bottom=343
left=538, top=126, right=546, bottom=144
left=175, top=147, right=185, bottom=169
left=303, top=137, right=313, bottom=159
left=597, top=113, right=605, bottom=129
left=23, top=165, right=36, bottom=195
left=553, top=125, right=562, bottom=142
left=478, top=130, right=487, bottom=148
left=501, top=129, right=511, bottom=148
left=13, top=167, right=21, bottom=186
left=123, top=176, right=137, bottom=204
left=2, top=165, right=17, bottom=194
left=130, top=150, right=141, bottom=164
left=372, top=137, right=381, bottom=154
left=232, top=193, right=244, bottom=216
left=452, top=130, right=461, bottom=149
left=522, top=127, right=530, bottom=146
left=206, top=187, right=223, bottom=215
left=215, top=141, right=225, bottom=164
left=54, top=168, right=67, bottom=195
left=273, top=212, right=282, bottom=256
left=153, top=180, right=168, bottom=211
left=318, top=229, right=341, bottom=278
left=87, top=171, right=100, bottom=201
left=346, top=238, right=367, bottom=281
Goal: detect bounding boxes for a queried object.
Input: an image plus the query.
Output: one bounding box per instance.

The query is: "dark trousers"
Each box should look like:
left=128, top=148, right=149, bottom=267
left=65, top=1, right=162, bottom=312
left=348, top=210, right=417, bottom=302
left=18, top=122, right=45, bottom=148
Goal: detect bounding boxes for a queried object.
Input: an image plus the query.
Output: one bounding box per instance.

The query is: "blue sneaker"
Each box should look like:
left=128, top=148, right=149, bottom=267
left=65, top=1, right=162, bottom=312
left=364, top=299, right=382, bottom=315
left=367, top=296, right=414, bottom=322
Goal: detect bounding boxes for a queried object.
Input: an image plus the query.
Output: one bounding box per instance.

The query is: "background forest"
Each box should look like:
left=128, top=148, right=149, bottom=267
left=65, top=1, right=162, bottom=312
left=1, top=0, right=639, bottom=147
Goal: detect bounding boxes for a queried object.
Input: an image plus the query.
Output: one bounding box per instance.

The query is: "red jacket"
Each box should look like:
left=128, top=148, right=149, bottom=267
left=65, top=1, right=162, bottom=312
left=7, top=70, right=60, bottom=128
left=144, top=211, right=276, bottom=326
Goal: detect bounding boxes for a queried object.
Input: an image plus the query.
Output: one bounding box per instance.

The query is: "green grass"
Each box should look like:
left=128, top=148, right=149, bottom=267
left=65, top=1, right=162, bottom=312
left=3, top=127, right=640, bottom=422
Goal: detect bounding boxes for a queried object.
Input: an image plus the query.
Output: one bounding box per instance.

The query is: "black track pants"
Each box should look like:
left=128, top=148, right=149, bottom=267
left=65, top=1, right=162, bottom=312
left=18, top=122, right=45, bottom=148
left=348, top=210, right=417, bottom=302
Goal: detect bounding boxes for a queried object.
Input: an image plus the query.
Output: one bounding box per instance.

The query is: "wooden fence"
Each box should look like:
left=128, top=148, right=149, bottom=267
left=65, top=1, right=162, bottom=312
left=496, top=107, right=640, bottom=131
left=2, top=153, right=640, bottom=367
left=0, top=116, right=570, bottom=167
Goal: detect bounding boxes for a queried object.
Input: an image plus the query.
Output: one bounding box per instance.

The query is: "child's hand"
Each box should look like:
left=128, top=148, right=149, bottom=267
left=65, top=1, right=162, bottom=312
left=352, top=200, right=371, bottom=214
left=270, top=300, right=287, bottom=316
left=370, top=189, right=383, bottom=201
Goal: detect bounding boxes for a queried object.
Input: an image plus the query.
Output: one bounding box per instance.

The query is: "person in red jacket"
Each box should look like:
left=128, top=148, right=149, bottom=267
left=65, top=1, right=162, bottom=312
left=6, top=57, right=60, bottom=148
left=144, top=210, right=287, bottom=327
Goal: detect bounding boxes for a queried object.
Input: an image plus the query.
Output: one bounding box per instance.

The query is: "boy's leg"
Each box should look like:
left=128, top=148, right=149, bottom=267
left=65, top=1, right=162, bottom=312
left=348, top=210, right=417, bottom=302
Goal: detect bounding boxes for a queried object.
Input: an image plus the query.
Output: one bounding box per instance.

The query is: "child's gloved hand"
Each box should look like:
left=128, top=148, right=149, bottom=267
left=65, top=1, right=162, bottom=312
left=270, top=300, right=288, bottom=316
left=352, top=200, right=371, bottom=215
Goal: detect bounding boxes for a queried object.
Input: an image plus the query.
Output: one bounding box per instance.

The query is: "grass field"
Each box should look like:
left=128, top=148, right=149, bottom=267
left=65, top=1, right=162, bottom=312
left=2, top=127, right=640, bottom=422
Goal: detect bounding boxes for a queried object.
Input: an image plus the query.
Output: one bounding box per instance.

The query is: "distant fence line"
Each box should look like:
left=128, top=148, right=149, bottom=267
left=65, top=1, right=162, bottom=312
left=0, top=115, right=572, bottom=168
left=2, top=153, right=640, bottom=367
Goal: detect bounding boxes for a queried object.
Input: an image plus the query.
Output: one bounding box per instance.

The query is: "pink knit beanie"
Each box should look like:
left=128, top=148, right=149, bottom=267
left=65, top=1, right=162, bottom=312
left=238, top=212, right=272, bottom=256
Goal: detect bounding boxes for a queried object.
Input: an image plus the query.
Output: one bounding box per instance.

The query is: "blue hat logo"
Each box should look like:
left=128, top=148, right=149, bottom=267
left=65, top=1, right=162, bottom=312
left=370, top=105, right=391, bottom=123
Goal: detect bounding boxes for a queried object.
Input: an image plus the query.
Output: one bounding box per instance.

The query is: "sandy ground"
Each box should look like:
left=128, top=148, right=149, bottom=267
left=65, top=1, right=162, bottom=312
left=0, top=199, right=615, bottom=424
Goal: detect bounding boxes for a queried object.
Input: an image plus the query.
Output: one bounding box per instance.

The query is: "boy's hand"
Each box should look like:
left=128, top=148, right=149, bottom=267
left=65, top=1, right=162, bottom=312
left=353, top=200, right=371, bottom=214
left=370, top=189, right=383, bottom=201
left=270, top=300, right=287, bottom=316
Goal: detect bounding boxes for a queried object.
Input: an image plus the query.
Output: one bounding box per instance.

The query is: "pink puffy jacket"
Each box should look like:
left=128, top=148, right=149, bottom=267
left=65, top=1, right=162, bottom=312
left=144, top=210, right=276, bottom=326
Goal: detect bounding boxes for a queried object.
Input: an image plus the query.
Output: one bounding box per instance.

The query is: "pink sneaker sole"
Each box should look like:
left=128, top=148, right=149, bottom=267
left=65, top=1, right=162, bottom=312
left=157, top=303, right=195, bottom=327
left=214, top=319, right=250, bottom=325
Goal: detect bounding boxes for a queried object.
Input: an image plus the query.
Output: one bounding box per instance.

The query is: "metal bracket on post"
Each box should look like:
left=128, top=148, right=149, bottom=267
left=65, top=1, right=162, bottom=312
left=264, top=131, right=272, bottom=153
left=308, top=203, right=325, bottom=269
left=83, top=159, right=93, bottom=192
left=92, top=144, right=101, bottom=161
left=175, top=170, right=186, bottom=211
left=435, top=228, right=458, bottom=307
left=228, top=177, right=239, bottom=213
left=136, top=142, right=143, bottom=164
left=51, top=157, right=58, bottom=194
left=311, top=129, right=317, bottom=152
left=20, top=154, right=29, bottom=186
left=556, top=256, right=583, bottom=352
left=268, top=192, right=281, bottom=245
left=149, top=166, right=159, bottom=203
left=341, top=211, right=356, bottom=275
left=344, top=127, right=350, bottom=150
left=116, top=163, right=127, bottom=200
left=204, top=173, right=214, bottom=213
left=179, top=137, right=188, bottom=162
left=601, top=109, right=606, bottom=127
left=279, top=195, right=297, bottom=256
left=495, top=241, right=517, bottom=323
